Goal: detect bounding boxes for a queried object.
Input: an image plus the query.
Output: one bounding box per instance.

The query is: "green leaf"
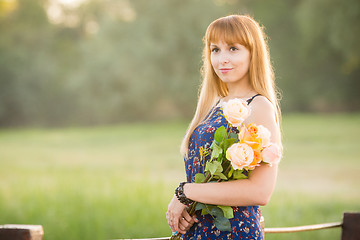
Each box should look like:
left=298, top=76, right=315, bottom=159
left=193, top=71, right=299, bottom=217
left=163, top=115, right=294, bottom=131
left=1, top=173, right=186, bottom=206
left=223, top=138, right=236, bottom=150
left=195, top=202, right=210, bottom=216
left=210, top=206, right=224, bottom=217
left=233, top=170, right=248, bottom=179
left=214, top=161, right=223, bottom=173
left=214, top=126, right=226, bottom=143
left=217, top=152, right=223, bottom=162
left=210, top=142, right=222, bottom=160
left=201, top=208, right=209, bottom=215
left=228, top=167, right=234, bottom=178
left=194, top=173, right=206, bottom=183
left=205, top=161, right=223, bottom=175
left=217, top=205, right=234, bottom=219
left=214, top=216, right=232, bottom=231
left=195, top=203, right=205, bottom=211
left=202, top=204, right=215, bottom=216
left=213, top=172, right=228, bottom=180
left=205, top=162, right=216, bottom=175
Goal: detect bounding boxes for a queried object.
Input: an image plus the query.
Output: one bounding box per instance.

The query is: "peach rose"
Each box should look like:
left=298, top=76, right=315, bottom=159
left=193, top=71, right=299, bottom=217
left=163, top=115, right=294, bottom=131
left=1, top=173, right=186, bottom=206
left=222, top=98, right=251, bottom=127
left=226, top=143, right=254, bottom=170
left=239, top=123, right=271, bottom=150
left=262, top=143, right=282, bottom=166
left=246, top=150, right=262, bottom=170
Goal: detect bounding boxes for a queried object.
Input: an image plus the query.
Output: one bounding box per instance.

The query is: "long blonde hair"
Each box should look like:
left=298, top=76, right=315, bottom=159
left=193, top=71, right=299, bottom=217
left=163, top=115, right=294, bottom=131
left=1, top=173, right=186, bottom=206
left=180, top=15, right=281, bottom=157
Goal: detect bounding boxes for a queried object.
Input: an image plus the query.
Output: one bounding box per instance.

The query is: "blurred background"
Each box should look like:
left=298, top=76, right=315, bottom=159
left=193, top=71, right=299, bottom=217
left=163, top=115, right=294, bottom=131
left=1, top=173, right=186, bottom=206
left=0, top=0, right=359, bottom=126
left=0, top=0, right=359, bottom=239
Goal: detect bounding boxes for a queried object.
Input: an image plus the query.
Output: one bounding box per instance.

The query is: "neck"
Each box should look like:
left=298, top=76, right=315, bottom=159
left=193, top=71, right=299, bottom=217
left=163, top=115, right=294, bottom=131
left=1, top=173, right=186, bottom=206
left=226, top=78, right=255, bottom=99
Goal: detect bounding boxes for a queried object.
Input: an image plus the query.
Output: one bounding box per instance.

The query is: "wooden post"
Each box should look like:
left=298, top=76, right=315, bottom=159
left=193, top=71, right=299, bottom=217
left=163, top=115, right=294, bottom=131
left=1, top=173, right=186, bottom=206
left=0, top=225, right=43, bottom=240
left=342, top=212, right=360, bottom=240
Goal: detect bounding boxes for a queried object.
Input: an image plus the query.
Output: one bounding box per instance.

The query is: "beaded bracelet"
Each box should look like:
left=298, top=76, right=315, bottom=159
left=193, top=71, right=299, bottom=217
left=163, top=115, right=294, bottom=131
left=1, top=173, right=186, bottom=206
left=175, top=182, right=194, bottom=206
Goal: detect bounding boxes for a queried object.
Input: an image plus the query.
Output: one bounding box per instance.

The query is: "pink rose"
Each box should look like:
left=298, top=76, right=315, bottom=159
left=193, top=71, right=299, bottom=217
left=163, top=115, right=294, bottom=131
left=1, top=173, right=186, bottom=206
left=256, top=125, right=271, bottom=148
left=262, top=143, right=282, bottom=166
left=222, top=98, right=251, bottom=127
left=226, top=143, right=254, bottom=170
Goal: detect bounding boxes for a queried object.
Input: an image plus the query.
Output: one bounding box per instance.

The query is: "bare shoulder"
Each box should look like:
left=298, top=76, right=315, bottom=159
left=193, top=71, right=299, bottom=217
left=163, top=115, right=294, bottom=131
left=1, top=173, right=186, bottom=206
left=245, top=95, right=280, bottom=142
left=248, top=96, right=275, bottom=121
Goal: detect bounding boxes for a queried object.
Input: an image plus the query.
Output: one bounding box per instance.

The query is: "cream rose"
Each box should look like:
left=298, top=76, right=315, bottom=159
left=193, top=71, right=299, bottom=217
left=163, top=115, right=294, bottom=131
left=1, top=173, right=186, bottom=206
left=222, top=98, right=251, bottom=127
left=226, top=143, right=254, bottom=170
left=262, top=143, right=282, bottom=166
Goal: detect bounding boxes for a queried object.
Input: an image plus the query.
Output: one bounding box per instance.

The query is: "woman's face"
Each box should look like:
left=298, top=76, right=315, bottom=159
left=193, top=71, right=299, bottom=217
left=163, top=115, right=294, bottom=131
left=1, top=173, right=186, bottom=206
left=210, top=41, right=251, bottom=84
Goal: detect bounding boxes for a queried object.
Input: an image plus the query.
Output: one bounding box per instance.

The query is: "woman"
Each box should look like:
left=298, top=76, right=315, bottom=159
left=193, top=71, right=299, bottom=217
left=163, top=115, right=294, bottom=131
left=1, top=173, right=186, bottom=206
left=166, top=15, right=282, bottom=239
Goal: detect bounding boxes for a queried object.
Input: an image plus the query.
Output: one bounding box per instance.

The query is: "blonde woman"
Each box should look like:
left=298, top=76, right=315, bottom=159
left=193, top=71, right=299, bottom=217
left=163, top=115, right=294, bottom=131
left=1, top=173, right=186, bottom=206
left=166, top=15, right=282, bottom=239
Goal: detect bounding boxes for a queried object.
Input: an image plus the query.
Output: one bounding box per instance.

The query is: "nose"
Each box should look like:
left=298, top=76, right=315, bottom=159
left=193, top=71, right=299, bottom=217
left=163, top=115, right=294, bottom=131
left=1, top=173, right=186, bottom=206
left=219, top=52, right=230, bottom=64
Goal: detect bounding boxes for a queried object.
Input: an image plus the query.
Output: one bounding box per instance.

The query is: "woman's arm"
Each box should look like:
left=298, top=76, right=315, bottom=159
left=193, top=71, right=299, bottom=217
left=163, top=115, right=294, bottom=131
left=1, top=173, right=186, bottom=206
left=184, top=96, right=281, bottom=206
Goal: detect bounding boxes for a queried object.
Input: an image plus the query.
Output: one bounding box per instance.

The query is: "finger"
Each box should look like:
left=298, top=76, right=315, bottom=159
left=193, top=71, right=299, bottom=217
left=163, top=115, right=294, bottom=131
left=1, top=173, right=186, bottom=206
left=166, top=215, right=172, bottom=227
left=178, top=222, right=187, bottom=235
left=173, top=218, right=181, bottom=234
left=182, top=211, right=194, bottom=224
left=168, top=215, right=175, bottom=231
left=169, top=220, right=175, bottom=232
left=180, top=216, right=192, bottom=228
left=192, top=215, right=199, bottom=223
left=179, top=218, right=193, bottom=232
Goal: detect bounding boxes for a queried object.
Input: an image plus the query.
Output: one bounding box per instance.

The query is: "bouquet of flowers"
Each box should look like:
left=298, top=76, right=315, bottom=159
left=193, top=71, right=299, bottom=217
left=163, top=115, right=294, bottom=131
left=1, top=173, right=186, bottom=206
left=170, top=98, right=281, bottom=239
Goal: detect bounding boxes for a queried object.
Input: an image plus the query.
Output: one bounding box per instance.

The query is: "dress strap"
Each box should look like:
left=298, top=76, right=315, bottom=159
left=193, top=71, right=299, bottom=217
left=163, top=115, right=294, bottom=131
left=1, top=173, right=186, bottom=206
left=246, top=94, right=261, bottom=105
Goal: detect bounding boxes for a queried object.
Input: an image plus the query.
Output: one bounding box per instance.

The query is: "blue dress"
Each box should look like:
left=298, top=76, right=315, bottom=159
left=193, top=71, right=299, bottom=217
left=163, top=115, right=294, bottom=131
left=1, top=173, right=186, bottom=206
left=182, top=96, right=263, bottom=240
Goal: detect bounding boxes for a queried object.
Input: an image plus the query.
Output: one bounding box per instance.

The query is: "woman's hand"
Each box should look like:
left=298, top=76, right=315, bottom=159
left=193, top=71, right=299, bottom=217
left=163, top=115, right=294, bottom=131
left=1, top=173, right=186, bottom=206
left=166, top=195, right=198, bottom=234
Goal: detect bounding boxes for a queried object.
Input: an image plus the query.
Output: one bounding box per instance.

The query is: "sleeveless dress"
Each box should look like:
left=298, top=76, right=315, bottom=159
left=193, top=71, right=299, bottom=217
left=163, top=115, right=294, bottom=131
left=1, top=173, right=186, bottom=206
left=182, top=94, right=263, bottom=240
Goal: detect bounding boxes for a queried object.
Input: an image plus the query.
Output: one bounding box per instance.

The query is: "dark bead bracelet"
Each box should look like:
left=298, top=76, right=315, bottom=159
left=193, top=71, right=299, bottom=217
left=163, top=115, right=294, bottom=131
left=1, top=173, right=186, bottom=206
left=175, top=182, right=194, bottom=206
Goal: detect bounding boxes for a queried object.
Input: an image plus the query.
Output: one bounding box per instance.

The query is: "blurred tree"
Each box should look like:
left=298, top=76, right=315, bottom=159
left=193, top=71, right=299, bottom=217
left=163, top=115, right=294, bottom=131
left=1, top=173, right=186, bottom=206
left=0, top=0, right=359, bottom=126
left=294, top=0, right=360, bottom=111
left=65, top=0, right=234, bottom=124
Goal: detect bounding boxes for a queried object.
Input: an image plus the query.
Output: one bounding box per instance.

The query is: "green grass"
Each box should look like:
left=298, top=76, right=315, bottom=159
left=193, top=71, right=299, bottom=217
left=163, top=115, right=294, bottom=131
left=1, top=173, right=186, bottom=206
left=0, top=114, right=359, bottom=240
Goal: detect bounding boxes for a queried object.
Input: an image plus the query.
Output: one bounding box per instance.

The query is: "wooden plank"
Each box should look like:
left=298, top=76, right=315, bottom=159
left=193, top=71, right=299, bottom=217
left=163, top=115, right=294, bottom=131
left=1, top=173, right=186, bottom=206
left=264, top=222, right=342, bottom=233
left=342, top=212, right=360, bottom=240
left=0, top=225, right=44, bottom=240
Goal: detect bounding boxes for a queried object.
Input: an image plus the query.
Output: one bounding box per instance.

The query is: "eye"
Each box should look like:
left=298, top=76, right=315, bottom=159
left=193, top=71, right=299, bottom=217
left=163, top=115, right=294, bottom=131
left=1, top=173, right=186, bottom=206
left=211, top=47, right=219, bottom=53
left=230, top=46, right=238, bottom=51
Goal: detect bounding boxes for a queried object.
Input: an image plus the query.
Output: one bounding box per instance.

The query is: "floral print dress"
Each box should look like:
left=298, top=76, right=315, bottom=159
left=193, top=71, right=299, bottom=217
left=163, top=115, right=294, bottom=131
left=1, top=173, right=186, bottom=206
left=182, top=95, right=263, bottom=240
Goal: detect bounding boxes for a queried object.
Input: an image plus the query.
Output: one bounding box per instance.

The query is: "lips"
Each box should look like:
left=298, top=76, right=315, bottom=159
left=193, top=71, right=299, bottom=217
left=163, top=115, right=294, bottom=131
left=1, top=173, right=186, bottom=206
left=219, top=68, right=233, bottom=74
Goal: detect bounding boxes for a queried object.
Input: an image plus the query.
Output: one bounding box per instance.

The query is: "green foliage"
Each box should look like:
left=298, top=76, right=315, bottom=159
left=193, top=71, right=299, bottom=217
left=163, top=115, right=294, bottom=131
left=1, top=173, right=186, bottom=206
left=210, top=141, right=222, bottom=161
left=194, top=173, right=206, bottom=183
left=214, top=125, right=227, bottom=144
left=195, top=203, right=232, bottom=231
left=199, top=122, right=252, bottom=231
left=233, top=169, right=248, bottom=180
left=223, top=137, right=236, bottom=151
left=205, top=160, right=223, bottom=176
left=217, top=205, right=234, bottom=219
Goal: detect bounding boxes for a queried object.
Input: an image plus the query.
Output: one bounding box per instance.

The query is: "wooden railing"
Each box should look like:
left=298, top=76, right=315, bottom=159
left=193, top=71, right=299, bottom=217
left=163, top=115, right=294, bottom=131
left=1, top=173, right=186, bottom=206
left=0, top=212, right=358, bottom=240
left=114, top=212, right=359, bottom=240
left=0, top=225, right=43, bottom=240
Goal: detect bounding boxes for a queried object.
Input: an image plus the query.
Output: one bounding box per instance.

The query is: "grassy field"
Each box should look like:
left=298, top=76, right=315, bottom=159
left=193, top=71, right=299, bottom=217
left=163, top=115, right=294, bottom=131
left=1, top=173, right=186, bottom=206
left=0, top=114, right=359, bottom=240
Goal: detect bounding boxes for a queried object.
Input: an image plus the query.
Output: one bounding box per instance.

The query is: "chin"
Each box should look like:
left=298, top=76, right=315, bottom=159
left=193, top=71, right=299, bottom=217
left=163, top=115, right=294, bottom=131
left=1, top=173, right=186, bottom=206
left=220, top=78, right=239, bottom=84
